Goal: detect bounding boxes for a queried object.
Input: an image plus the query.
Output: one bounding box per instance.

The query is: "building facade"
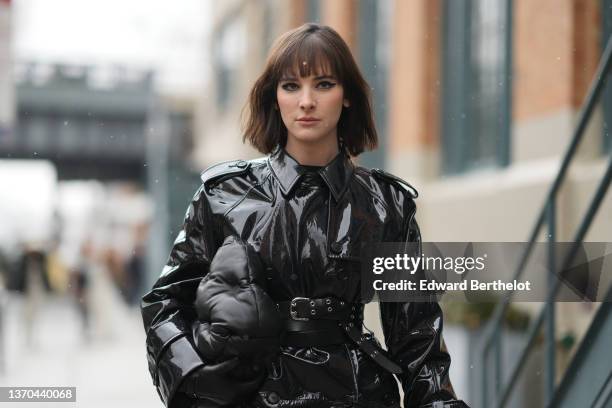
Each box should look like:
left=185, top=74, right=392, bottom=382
left=198, top=1, right=612, bottom=405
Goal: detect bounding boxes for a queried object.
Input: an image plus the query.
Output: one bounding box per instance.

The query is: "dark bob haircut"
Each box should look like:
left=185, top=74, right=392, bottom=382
left=242, top=23, right=378, bottom=156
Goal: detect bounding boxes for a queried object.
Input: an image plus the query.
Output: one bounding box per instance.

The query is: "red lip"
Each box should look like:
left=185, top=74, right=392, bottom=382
left=297, top=117, right=320, bottom=122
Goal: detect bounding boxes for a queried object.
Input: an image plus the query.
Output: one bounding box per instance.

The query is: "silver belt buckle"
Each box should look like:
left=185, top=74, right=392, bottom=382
left=289, top=297, right=310, bottom=321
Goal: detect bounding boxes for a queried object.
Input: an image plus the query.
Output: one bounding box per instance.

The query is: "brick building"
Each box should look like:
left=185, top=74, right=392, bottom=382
left=197, top=1, right=612, bottom=405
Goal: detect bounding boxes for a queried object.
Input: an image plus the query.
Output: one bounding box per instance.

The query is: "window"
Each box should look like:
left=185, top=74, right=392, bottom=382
left=441, top=0, right=512, bottom=174
left=306, top=0, right=320, bottom=23
left=24, top=115, right=50, bottom=152
left=57, top=115, right=81, bottom=154
left=262, top=0, right=274, bottom=59
left=357, top=0, right=391, bottom=170
left=213, top=14, right=246, bottom=111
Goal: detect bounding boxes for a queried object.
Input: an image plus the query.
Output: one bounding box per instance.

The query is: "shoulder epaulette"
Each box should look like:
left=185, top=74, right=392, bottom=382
left=200, top=159, right=252, bottom=189
left=371, top=168, right=419, bottom=199
left=200, top=157, right=269, bottom=189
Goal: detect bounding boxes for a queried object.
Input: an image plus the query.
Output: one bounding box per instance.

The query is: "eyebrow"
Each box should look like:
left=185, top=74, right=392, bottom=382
left=279, top=74, right=337, bottom=81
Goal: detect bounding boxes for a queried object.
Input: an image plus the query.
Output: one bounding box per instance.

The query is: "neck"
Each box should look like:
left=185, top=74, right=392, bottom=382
left=284, top=133, right=340, bottom=166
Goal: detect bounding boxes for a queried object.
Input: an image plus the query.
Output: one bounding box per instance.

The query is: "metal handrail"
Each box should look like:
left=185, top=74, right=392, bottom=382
left=481, top=33, right=612, bottom=407
left=548, top=284, right=612, bottom=407
left=496, top=155, right=612, bottom=407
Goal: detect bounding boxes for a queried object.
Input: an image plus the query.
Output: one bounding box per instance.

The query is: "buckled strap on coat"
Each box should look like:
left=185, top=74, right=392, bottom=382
left=341, top=324, right=403, bottom=374
left=277, top=297, right=403, bottom=375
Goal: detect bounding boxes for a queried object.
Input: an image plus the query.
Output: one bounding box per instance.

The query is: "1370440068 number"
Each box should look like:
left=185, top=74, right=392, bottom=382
left=1, top=387, right=76, bottom=402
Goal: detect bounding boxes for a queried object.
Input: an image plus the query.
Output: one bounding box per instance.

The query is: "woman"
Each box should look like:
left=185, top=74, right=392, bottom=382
left=141, top=23, right=467, bottom=408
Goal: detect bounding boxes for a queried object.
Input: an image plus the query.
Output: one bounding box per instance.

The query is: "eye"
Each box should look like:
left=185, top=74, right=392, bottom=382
left=317, top=81, right=336, bottom=89
left=281, top=82, right=299, bottom=91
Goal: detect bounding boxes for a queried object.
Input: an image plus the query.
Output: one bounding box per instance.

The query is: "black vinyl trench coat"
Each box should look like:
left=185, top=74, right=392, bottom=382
left=141, top=147, right=464, bottom=408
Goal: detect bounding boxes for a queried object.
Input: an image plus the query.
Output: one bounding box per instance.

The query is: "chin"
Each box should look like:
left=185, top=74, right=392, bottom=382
left=290, top=129, right=333, bottom=145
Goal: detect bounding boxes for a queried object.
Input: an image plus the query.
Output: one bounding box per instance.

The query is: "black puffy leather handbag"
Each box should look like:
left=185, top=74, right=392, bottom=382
left=193, top=235, right=283, bottom=362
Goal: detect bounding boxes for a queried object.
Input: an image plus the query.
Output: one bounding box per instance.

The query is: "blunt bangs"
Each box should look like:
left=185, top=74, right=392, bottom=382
left=273, top=34, right=342, bottom=83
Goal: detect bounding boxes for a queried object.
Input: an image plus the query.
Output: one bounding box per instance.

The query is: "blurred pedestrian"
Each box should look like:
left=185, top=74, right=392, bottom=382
left=70, top=240, right=92, bottom=342
left=19, top=246, right=49, bottom=348
left=125, top=243, right=144, bottom=306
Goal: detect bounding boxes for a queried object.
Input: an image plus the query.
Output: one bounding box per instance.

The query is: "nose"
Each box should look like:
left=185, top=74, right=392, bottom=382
left=299, top=88, right=316, bottom=111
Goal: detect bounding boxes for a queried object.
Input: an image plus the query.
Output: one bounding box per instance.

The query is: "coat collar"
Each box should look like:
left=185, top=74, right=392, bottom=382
left=268, top=147, right=354, bottom=201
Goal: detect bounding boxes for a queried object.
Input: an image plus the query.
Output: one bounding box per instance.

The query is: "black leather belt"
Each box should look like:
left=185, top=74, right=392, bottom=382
left=277, top=296, right=352, bottom=321
left=277, top=297, right=403, bottom=374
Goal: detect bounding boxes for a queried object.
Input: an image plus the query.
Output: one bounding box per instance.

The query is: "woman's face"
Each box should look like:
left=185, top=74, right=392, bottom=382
left=276, top=69, right=349, bottom=147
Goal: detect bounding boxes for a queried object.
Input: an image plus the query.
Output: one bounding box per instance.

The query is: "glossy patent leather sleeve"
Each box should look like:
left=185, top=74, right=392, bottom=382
left=141, top=185, right=218, bottom=407
left=379, top=207, right=458, bottom=407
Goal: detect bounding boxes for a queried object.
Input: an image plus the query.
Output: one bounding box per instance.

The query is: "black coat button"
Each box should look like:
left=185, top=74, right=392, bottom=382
left=266, top=391, right=280, bottom=404
left=330, top=242, right=342, bottom=254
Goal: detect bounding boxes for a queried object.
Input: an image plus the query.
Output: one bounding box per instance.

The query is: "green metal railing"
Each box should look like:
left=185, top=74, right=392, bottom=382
left=480, top=33, right=612, bottom=407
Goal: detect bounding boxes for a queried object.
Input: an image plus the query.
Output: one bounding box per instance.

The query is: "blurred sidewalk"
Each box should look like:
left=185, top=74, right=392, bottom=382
left=0, top=292, right=161, bottom=407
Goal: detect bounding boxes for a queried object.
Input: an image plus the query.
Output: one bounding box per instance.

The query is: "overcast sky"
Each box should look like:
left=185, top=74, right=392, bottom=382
left=12, top=0, right=212, bottom=94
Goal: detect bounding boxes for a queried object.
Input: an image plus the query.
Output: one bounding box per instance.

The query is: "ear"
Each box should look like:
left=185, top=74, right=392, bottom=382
left=343, top=99, right=350, bottom=108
